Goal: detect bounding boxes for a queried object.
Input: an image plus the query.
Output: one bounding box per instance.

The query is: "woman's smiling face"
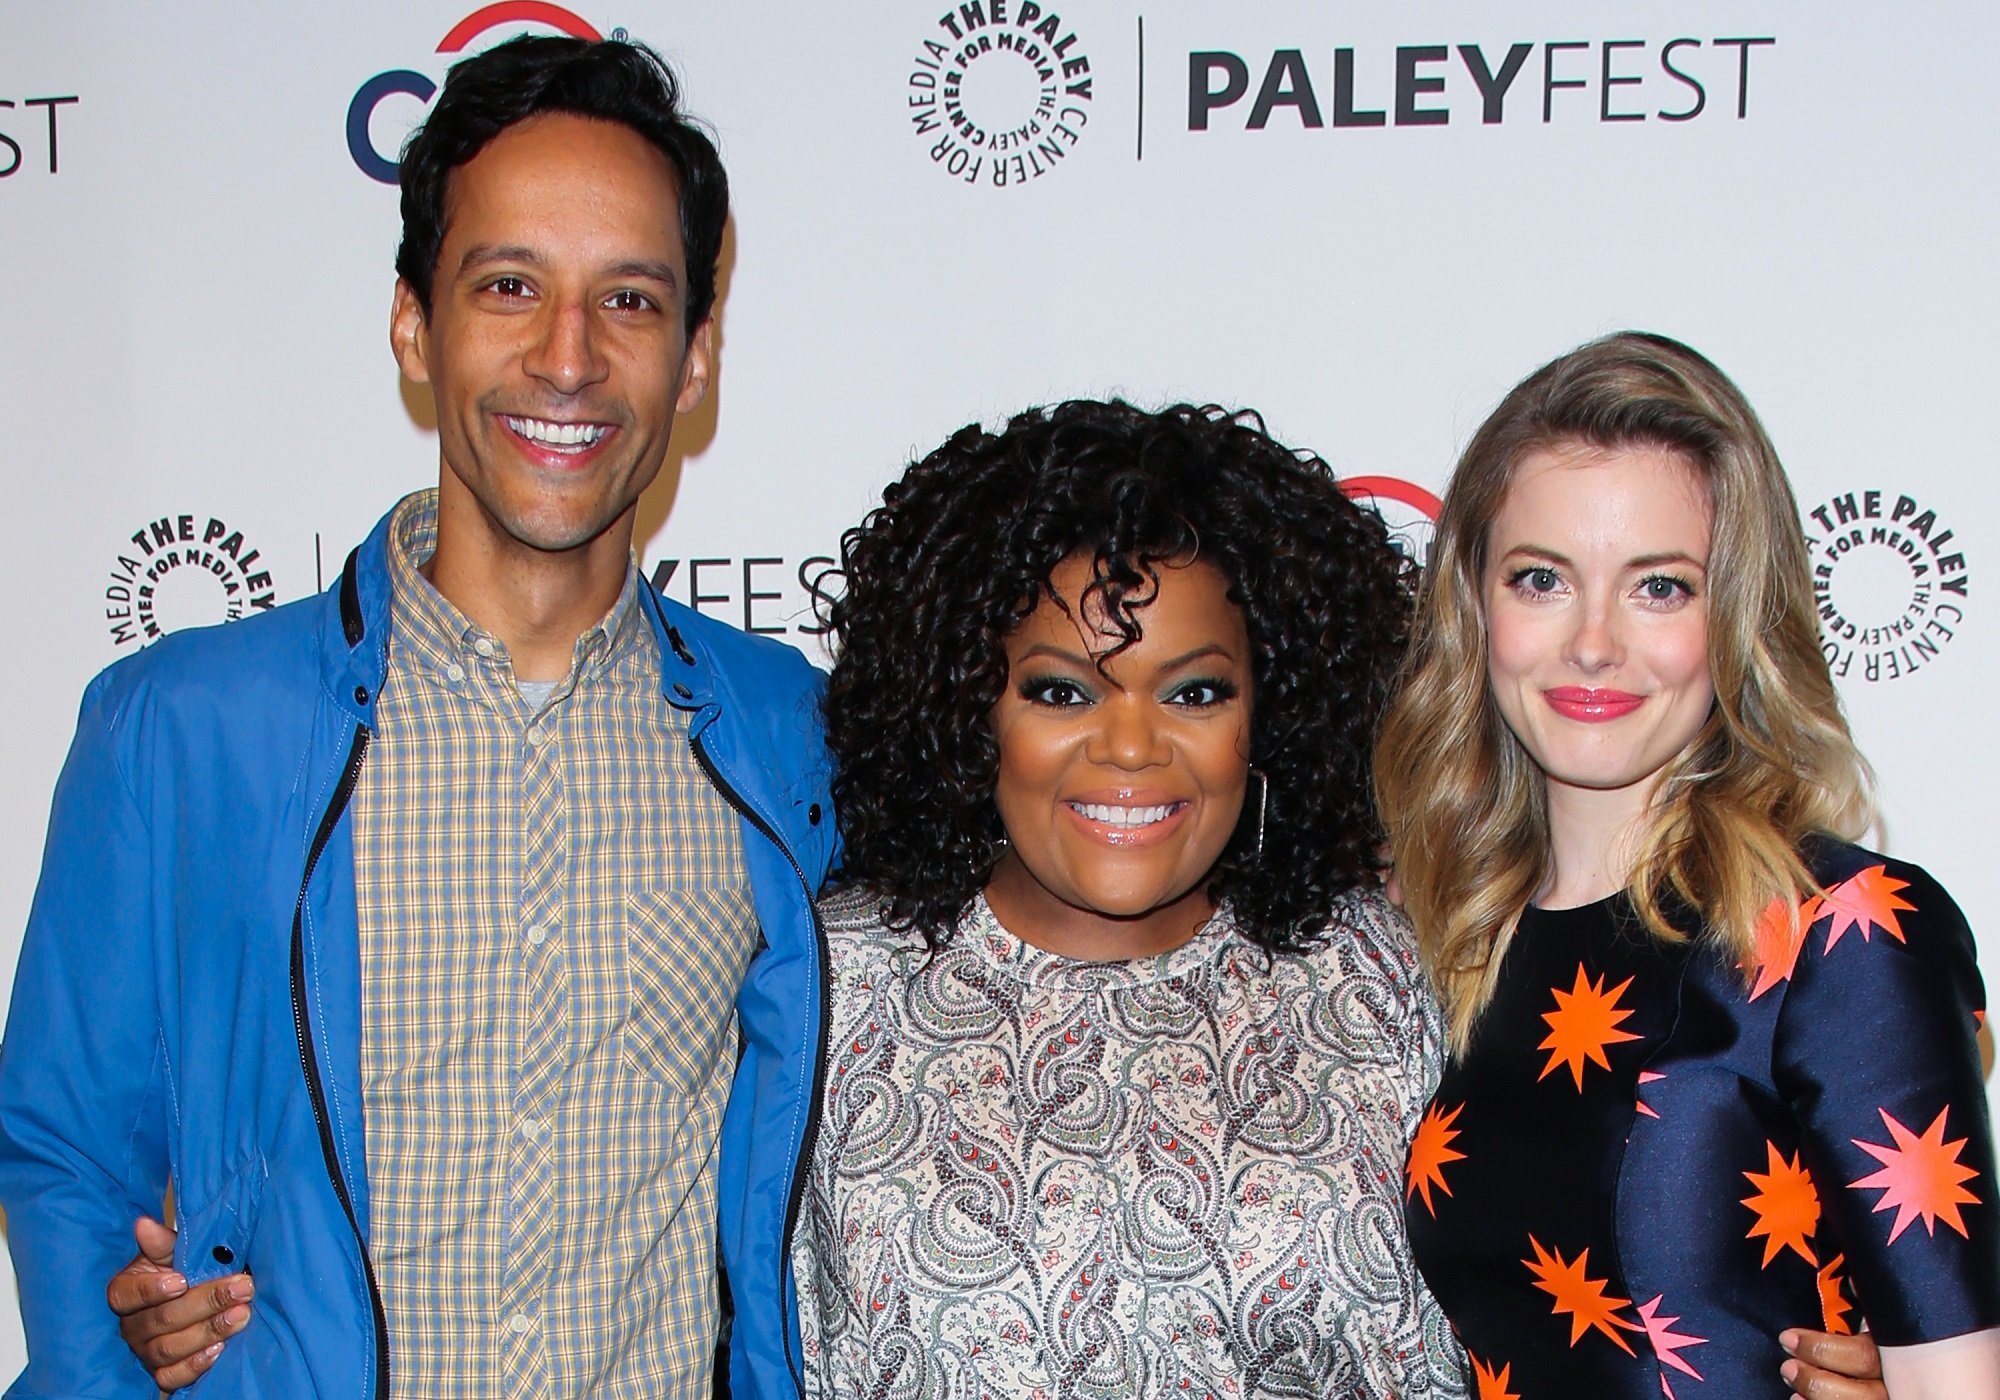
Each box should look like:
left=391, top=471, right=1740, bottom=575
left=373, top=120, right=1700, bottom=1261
left=1483, top=440, right=1716, bottom=828
left=984, top=553, right=1254, bottom=959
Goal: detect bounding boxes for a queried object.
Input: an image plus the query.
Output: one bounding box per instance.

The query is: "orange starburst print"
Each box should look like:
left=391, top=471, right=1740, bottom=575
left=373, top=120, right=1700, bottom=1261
left=1817, top=1254, right=1855, bottom=1335
left=1748, top=894, right=1823, bottom=1001
left=1538, top=965, right=1641, bottom=1089
left=1819, top=865, right=1916, bottom=953
left=1635, top=1294, right=1708, bottom=1395
left=1469, top=1353, right=1521, bottom=1400
left=1524, top=1235, right=1640, bottom=1355
left=1741, top=1142, right=1821, bottom=1267
left=1850, top=1105, right=1981, bottom=1242
left=1405, top=1101, right=1466, bottom=1216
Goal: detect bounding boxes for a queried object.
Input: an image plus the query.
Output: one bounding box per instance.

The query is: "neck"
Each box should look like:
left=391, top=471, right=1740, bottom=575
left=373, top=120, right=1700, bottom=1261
left=1538, top=781, right=1655, bottom=909
left=424, top=481, right=633, bottom=683
left=983, top=854, right=1216, bottom=962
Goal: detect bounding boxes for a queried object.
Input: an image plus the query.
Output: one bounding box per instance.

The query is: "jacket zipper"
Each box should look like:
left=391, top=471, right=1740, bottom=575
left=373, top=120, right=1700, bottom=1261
left=690, top=734, right=830, bottom=1398
left=289, top=724, right=390, bottom=1400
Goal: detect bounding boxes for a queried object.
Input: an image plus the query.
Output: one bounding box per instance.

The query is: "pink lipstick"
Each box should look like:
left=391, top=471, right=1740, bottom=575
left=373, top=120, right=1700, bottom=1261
left=1543, top=687, right=1644, bottom=722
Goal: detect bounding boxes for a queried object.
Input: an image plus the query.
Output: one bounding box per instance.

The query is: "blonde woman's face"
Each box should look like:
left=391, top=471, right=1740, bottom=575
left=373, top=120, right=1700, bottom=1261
left=1483, top=442, right=1716, bottom=824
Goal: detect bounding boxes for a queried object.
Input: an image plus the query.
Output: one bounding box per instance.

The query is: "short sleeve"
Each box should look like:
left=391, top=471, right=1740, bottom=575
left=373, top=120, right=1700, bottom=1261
left=1330, top=889, right=1445, bottom=1133
left=1773, top=855, right=2000, bottom=1345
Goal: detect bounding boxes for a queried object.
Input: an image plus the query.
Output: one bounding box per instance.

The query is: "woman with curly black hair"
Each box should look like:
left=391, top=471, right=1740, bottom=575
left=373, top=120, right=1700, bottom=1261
left=794, top=399, right=1466, bottom=1399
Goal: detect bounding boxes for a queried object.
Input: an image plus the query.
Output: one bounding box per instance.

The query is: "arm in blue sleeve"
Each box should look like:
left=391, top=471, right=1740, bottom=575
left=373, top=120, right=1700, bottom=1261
left=0, top=672, right=169, bottom=1397
left=1775, top=859, right=2000, bottom=1347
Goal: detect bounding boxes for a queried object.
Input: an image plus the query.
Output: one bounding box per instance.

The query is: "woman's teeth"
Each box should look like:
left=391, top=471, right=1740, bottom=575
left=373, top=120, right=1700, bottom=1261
left=1071, top=802, right=1174, bottom=827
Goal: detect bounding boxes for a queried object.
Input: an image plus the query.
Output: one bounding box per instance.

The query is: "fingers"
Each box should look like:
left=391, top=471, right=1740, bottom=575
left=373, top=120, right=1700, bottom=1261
left=1784, top=1327, right=1884, bottom=1379
left=106, top=1255, right=185, bottom=1319
left=1781, top=1327, right=1888, bottom=1400
left=1780, top=1359, right=1889, bottom=1400
left=149, top=1330, right=234, bottom=1394
left=117, top=1273, right=253, bottom=1391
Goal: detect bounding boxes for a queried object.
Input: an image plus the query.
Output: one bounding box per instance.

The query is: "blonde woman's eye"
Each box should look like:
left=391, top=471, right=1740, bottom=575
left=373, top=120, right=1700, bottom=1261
left=1638, top=574, right=1695, bottom=602
left=1509, top=565, right=1562, bottom=595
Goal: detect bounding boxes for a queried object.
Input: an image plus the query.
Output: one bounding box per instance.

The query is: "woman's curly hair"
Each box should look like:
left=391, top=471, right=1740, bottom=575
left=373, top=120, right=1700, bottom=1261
left=818, top=398, right=1415, bottom=956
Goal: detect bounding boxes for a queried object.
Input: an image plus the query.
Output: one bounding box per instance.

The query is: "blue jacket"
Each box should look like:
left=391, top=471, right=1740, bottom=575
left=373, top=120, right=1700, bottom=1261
left=0, top=504, right=835, bottom=1398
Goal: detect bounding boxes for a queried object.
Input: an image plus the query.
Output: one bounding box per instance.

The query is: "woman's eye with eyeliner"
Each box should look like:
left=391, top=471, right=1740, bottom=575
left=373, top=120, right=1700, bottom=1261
left=1507, top=565, right=1563, bottom=597
left=1637, top=573, right=1696, bottom=604
left=1168, top=678, right=1237, bottom=707
left=1020, top=676, right=1091, bottom=707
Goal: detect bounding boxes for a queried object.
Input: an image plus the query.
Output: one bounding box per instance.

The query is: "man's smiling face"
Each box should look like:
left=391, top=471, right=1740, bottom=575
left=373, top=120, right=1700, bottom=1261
left=391, top=110, right=712, bottom=564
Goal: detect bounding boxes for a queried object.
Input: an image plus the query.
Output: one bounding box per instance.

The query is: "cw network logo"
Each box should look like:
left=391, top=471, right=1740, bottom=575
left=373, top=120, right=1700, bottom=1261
left=347, top=2, right=610, bottom=182
left=1340, top=475, right=1440, bottom=568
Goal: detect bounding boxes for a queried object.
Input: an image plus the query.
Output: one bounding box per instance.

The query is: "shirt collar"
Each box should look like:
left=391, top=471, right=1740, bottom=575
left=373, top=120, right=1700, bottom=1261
left=384, top=488, right=644, bottom=685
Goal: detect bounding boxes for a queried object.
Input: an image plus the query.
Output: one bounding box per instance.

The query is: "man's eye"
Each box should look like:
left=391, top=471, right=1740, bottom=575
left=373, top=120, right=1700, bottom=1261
left=607, top=289, right=654, bottom=312
left=488, top=276, right=530, bottom=298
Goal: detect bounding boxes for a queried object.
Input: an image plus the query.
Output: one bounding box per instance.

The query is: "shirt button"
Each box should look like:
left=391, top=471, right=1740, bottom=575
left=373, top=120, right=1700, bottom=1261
left=473, top=638, right=497, bottom=659
left=526, top=923, right=550, bottom=947
left=520, top=1116, right=547, bottom=1143
left=445, top=663, right=466, bottom=684
left=525, top=725, right=548, bottom=747
left=507, top=1311, right=534, bottom=1335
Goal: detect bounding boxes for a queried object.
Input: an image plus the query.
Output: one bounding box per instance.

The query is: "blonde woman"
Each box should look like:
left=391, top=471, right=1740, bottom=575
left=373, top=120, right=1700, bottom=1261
left=1378, top=332, right=2000, bottom=1398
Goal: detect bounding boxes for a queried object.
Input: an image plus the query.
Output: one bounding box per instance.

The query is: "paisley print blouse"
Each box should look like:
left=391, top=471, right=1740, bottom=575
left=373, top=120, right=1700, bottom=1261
left=793, top=885, right=1468, bottom=1400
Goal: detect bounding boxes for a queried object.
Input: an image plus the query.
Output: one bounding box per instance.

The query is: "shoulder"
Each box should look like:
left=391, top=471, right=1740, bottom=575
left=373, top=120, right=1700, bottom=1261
left=1276, top=887, right=1441, bottom=1033
left=1766, top=837, right=1983, bottom=1018
left=814, top=884, right=938, bottom=1000
left=1800, top=837, right=1971, bottom=943
left=815, top=883, right=929, bottom=954
left=81, top=590, right=331, bottom=733
left=1306, top=885, right=1429, bottom=988
left=654, top=591, right=823, bottom=701
left=1260, top=885, right=1445, bottom=1098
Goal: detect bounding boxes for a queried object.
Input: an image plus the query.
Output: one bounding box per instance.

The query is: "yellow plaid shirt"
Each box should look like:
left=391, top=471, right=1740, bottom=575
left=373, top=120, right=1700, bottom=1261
left=351, top=491, right=754, bottom=1398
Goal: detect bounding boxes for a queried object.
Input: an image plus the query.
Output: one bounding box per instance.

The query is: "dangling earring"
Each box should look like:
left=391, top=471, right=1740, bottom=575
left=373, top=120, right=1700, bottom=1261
left=1247, top=766, right=1267, bottom=862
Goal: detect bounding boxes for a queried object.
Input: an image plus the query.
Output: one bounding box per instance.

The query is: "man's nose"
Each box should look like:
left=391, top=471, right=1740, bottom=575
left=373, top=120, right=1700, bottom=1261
left=522, top=298, right=610, bottom=396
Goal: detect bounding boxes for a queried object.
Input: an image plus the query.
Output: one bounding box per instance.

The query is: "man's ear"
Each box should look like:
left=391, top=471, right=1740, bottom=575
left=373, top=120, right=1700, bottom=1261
left=390, top=280, right=432, bottom=385
left=675, top=316, right=715, bottom=414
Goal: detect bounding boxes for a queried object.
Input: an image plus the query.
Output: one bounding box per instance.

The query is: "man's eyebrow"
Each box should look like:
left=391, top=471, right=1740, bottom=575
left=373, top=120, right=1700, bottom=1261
left=457, top=243, right=544, bottom=276
left=609, top=259, right=680, bottom=289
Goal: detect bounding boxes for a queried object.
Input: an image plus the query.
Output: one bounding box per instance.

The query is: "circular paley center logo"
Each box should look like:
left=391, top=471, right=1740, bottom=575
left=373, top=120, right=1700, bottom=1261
left=1803, top=488, right=1970, bottom=684
left=104, top=513, right=279, bottom=650
left=906, top=2, right=1095, bottom=188
left=1341, top=475, right=1441, bottom=569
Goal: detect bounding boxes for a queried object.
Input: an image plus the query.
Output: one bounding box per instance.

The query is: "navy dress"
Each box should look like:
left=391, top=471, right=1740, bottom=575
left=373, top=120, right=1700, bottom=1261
left=1406, top=841, right=2000, bottom=1397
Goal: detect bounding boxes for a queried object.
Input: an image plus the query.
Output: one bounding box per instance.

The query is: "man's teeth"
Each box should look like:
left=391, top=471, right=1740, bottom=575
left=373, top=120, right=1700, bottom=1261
left=1072, top=802, right=1175, bottom=827
left=505, top=416, right=608, bottom=447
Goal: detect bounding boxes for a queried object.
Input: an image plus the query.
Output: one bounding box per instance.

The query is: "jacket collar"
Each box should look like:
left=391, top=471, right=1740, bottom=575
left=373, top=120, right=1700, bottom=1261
left=637, top=572, right=718, bottom=713
left=318, top=494, right=719, bottom=725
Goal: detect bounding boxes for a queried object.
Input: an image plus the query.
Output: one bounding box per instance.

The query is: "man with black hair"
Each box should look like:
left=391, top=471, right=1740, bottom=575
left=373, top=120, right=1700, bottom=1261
left=0, top=36, right=832, bottom=1400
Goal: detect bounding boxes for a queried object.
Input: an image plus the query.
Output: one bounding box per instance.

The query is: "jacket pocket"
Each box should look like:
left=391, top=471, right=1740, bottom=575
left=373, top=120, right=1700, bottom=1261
left=622, top=885, right=759, bottom=1095
left=174, top=1152, right=267, bottom=1285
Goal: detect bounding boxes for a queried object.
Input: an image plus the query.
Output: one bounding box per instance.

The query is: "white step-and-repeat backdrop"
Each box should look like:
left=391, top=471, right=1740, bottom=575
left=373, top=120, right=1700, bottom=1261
left=3, top=0, right=1994, bottom=1375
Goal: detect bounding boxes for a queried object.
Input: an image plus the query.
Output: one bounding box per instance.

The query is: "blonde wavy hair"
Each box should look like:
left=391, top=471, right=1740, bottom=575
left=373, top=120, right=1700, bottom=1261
left=1375, top=331, right=1873, bottom=1052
